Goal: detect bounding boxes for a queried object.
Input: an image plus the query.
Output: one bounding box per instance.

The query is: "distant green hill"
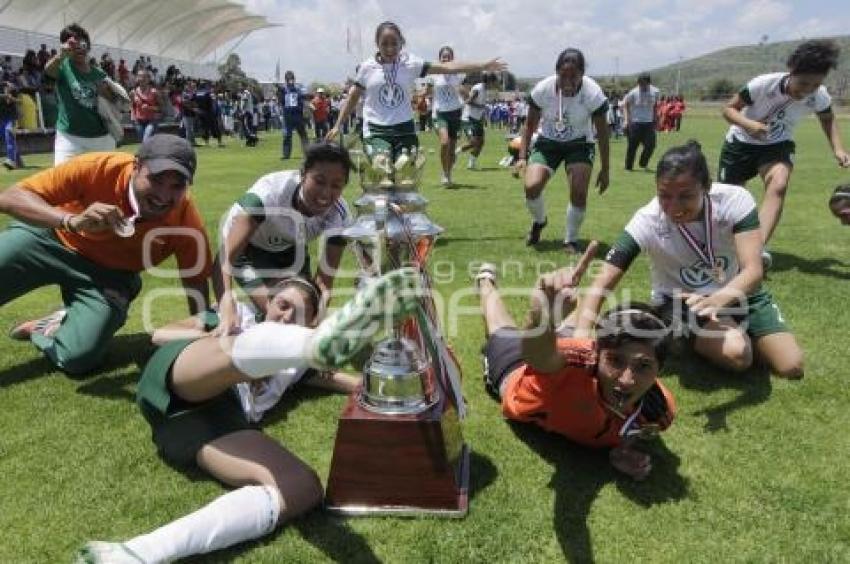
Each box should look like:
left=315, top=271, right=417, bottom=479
left=517, top=36, right=850, bottom=101
left=627, top=36, right=850, bottom=100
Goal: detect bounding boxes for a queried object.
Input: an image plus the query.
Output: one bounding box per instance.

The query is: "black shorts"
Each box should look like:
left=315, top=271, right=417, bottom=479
left=718, top=139, right=795, bottom=185
left=482, top=326, right=577, bottom=398
left=481, top=328, right=524, bottom=398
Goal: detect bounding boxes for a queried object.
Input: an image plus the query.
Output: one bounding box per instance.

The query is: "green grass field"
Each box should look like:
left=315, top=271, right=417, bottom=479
left=1, top=111, right=849, bottom=563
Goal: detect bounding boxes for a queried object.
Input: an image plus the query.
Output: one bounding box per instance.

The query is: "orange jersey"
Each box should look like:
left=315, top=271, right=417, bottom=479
left=501, top=337, right=675, bottom=448
left=18, top=152, right=212, bottom=285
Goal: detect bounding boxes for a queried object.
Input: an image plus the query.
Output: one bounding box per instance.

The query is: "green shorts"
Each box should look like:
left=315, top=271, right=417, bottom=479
left=136, top=339, right=255, bottom=468
left=363, top=120, right=418, bottom=160
left=660, top=288, right=788, bottom=340
left=718, top=139, right=795, bottom=185
left=0, top=222, right=142, bottom=375
left=435, top=109, right=463, bottom=140
left=233, top=243, right=311, bottom=293
left=462, top=117, right=485, bottom=139
left=745, top=288, right=789, bottom=338
left=529, top=137, right=595, bottom=171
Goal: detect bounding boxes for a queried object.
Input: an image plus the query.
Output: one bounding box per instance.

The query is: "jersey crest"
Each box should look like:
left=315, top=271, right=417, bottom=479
left=379, top=83, right=405, bottom=109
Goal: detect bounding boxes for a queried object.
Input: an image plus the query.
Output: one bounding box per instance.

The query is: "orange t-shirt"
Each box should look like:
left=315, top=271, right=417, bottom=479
left=18, top=152, right=212, bottom=285
left=501, top=337, right=676, bottom=448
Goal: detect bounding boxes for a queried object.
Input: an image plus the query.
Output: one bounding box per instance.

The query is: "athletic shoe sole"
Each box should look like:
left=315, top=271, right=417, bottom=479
left=75, top=541, right=144, bottom=563
left=311, top=267, right=421, bottom=368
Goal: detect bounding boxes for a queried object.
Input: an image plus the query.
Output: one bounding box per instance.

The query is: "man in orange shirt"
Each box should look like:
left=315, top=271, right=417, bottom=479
left=475, top=243, right=675, bottom=480
left=0, top=134, right=212, bottom=375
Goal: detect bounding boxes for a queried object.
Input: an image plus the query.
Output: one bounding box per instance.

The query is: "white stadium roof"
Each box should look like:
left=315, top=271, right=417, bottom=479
left=0, top=0, right=279, bottom=62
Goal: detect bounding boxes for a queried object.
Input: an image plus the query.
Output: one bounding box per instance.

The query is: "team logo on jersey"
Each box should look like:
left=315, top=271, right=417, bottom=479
left=438, top=87, right=455, bottom=104
left=379, top=83, right=405, bottom=109
left=767, top=109, right=786, bottom=141
left=679, top=256, right=730, bottom=288
left=70, top=79, right=97, bottom=110
left=553, top=114, right=573, bottom=138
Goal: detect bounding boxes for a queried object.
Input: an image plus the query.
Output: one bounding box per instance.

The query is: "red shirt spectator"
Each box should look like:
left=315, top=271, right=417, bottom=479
left=118, top=59, right=130, bottom=87
left=311, top=92, right=330, bottom=123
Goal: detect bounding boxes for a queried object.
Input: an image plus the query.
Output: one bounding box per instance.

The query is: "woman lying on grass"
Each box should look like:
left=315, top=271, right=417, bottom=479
left=475, top=244, right=675, bottom=481
left=77, top=268, right=420, bottom=563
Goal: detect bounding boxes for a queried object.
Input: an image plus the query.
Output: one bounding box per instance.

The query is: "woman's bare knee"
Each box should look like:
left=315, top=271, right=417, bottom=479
left=770, top=350, right=805, bottom=379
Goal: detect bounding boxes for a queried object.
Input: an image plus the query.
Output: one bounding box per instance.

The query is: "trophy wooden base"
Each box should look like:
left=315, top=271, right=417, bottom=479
left=324, top=392, right=469, bottom=518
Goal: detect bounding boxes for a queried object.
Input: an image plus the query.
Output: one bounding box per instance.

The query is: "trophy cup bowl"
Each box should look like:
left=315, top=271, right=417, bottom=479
left=360, top=337, right=439, bottom=415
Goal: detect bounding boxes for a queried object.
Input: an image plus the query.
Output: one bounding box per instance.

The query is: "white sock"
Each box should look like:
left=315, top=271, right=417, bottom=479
left=231, top=322, right=314, bottom=379
left=526, top=196, right=546, bottom=224
left=565, top=205, right=586, bottom=243
left=124, top=485, right=280, bottom=564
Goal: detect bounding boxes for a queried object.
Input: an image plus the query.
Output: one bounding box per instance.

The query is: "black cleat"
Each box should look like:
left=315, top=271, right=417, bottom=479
left=563, top=240, right=583, bottom=254
left=526, top=218, right=548, bottom=246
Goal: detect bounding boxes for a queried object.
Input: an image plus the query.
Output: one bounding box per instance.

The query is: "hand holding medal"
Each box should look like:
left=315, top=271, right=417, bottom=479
left=114, top=180, right=141, bottom=238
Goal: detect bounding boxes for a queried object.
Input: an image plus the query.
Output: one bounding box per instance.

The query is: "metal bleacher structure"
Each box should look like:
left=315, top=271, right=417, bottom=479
left=0, top=0, right=277, bottom=77
left=1, top=0, right=278, bottom=152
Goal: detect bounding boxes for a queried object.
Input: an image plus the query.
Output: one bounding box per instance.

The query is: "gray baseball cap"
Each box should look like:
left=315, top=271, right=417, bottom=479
left=136, top=134, right=196, bottom=183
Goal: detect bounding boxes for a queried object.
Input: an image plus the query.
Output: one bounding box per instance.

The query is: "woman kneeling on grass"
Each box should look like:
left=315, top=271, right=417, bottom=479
left=475, top=244, right=675, bottom=481
left=76, top=268, right=421, bottom=563
left=574, top=141, right=804, bottom=378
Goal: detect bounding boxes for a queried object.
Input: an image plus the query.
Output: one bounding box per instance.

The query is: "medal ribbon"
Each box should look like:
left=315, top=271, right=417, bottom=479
left=382, top=56, right=399, bottom=89
left=618, top=400, right=645, bottom=439
left=677, top=196, right=719, bottom=279
left=556, top=79, right=564, bottom=128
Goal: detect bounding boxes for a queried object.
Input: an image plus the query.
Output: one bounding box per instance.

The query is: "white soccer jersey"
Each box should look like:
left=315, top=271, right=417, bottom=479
left=529, top=75, right=608, bottom=143
left=225, top=301, right=309, bottom=423
left=624, top=85, right=660, bottom=123
left=623, top=183, right=758, bottom=299
left=355, top=53, right=428, bottom=135
left=222, top=170, right=351, bottom=254
left=462, top=83, right=487, bottom=120
left=725, top=72, right=832, bottom=145
left=431, top=73, right=465, bottom=112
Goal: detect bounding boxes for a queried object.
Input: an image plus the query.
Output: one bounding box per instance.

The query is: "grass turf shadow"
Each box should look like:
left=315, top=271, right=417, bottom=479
left=176, top=387, right=502, bottom=563
left=179, top=511, right=383, bottom=564
left=162, top=385, right=384, bottom=563
left=530, top=239, right=612, bottom=257
left=508, top=421, right=689, bottom=563
left=663, top=348, right=772, bottom=433
left=0, top=331, right=154, bottom=390
left=767, top=250, right=849, bottom=281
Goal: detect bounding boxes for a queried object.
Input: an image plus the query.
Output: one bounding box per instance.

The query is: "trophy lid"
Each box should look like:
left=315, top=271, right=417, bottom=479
left=354, top=191, right=429, bottom=214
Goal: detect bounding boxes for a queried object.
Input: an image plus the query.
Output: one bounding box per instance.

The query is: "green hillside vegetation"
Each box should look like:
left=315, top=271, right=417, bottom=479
left=644, top=35, right=850, bottom=100
left=517, top=36, right=850, bottom=102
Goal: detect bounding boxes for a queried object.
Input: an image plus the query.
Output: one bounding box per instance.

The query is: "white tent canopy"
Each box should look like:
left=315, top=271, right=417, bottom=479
left=0, top=0, right=278, bottom=62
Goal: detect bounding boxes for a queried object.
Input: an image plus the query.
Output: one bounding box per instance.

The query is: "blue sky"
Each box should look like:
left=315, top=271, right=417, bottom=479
left=232, top=0, right=850, bottom=84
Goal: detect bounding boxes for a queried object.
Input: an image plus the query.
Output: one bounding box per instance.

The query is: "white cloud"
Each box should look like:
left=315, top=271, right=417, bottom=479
left=225, top=0, right=848, bottom=84
left=735, top=0, right=792, bottom=31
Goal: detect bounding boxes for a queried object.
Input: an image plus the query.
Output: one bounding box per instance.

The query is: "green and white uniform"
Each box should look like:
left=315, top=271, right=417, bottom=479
left=605, top=183, right=787, bottom=337
left=432, top=73, right=465, bottom=139
left=222, top=170, right=351, bottom=290
left=527, top=74, right=608, bottom=170
left=202, top=302, right=312, bottom=422
left=138, top=302, right=313, bottom=467
left=462, top=82, right=487, bottom=138
left=355, top=53, right=430, bottom=157
left=719, top=72, right=832, bottom=184
left=53, top=57, right=114, bottom=164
